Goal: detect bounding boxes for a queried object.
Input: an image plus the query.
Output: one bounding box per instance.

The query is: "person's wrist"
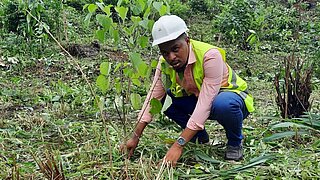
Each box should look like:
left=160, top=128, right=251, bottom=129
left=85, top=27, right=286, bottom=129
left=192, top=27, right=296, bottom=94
left=176, top=136, right=187, bottom=146
left=173, top=141, right=184, bottom=149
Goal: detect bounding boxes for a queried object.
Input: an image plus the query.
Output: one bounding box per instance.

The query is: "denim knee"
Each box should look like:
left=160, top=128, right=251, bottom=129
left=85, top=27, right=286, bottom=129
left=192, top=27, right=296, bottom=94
left=210, top=92, right=247, bottom=121
left=209, top=92, right=248, bottom=146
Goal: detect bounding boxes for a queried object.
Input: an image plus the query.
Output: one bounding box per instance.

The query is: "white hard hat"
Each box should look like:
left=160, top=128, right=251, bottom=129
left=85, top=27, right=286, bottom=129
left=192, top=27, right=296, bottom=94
left=152, top=15, right=188, bottom=46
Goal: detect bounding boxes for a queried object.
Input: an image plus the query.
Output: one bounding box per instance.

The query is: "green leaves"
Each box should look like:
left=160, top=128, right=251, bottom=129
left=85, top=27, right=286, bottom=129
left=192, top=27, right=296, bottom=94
left=100, top=62, right=111, bottom=76
left=160, top=95, right=172, bottom=113
left=263, top=131, right=308, bottom=142
left=264, top=113, right=320, bottom=142
left=88, top=0, right=166, bottom=132
left=96, top=29, right=106, bottom=42
left=112, top=28, right=120, bottom=45
left=270, top=122, right=314, bottom=130
left=228, top=154, right=274, bottom=172
left=96, top=75, right=110, bottom=94
left=84, top=13, right=92, bottom=27
left=130, top=93, right=141, bottom=110
left=131, top=0, right=146, bottom=15
left=131, top=16, right=142, bottom=25
left=88, top=4, right=98, bottom=13
left=96, top=62, right=111, bottom=94
left=129, top=52, right=148, bottom=77
left=152, top=2, right=162, bottom=12
left=153, top=2, right=168, bottom=16
left=150, top=98, right=162, bottom=115
left=246, top=30, right=260, bottom=51
left=195, top=151, right=221, bottom=164
left=93, top=4, right=114, bottom=43
left=84, top=3, right=98, bottom=27
left=115, top=6, right=128, bottom=23
left=151, top=60, right=158, bottom=68
left=295, top=113, right=320, bottom=130
left=96, top=14, right=112, bottom=29
left=97, top=3, right=113, bottom=17
left=137, top=36, right=148, bottom=48
left=86, top=0, right=162, bottom=50
left=138, top=19, right=150, bottom=29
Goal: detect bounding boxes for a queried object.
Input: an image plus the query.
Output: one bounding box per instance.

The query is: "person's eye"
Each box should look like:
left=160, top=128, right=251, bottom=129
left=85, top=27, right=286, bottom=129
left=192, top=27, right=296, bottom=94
left=161, top=51, right=169, bottom=56
left=172, top=47, right=179, bottom=52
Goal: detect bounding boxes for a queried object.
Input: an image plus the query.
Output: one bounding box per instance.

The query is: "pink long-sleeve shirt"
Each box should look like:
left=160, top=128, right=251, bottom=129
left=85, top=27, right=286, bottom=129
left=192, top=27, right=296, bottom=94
left=138, top=44, right=229, bottom=131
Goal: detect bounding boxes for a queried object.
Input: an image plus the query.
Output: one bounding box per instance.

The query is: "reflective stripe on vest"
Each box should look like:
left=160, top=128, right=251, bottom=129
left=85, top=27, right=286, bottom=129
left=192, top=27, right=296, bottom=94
left=160, top=39, right=255, bottom=112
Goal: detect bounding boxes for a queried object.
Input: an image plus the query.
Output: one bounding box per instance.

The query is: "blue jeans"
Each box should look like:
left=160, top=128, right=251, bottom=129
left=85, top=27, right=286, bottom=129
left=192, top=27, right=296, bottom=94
left=163, top=90, right=249, bottom=146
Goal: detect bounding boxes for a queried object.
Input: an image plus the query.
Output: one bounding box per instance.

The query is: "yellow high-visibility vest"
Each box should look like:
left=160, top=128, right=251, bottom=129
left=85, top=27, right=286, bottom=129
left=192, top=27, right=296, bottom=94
left=160, top=39, right=255, bottom=112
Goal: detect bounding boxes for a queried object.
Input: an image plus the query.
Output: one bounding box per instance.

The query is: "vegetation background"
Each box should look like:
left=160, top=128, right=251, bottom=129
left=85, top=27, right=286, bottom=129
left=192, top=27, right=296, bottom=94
left=0, top=0, right=319, bottom=179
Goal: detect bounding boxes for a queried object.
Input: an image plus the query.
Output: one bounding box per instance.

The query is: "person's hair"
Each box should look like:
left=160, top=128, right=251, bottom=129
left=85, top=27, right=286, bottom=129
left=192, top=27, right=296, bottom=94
left=177, top=32, right=188, bottom=41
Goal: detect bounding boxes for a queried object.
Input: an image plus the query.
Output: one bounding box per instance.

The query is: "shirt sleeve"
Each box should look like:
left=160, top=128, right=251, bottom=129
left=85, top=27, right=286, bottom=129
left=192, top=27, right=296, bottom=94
left=186, top=49, right=226, bottom=130
left=138, top=61, right=166, bottom=123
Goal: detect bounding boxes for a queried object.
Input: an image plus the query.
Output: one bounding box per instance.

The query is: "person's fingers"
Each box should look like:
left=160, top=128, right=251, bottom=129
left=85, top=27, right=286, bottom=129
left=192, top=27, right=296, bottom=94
left=161, top=156, right=176, bottom=167
left=166, top=160, right=174, bottom=168
left=120, top=143, right=126, bottom=153
left=172, top=161, right=177, bottom=167
left=128, top=147, right=134, bottom=158
left=157, top=158, right=166, bottom=168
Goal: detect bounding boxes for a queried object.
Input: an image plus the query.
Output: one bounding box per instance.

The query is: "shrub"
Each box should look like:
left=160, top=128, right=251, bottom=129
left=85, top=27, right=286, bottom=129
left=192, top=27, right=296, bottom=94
left=1, top=0, right=64, bottom=39
left=1, top=1, right=25, bottom=34
left=169, top=0, right=190, bottom=20
left=212, top=0, right=255, bottom=49
left=188, top=0, right=219, bottom=19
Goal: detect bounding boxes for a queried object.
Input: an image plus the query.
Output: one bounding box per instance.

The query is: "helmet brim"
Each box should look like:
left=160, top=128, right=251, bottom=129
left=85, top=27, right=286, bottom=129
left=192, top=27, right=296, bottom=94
left=152, top=28, right=188, bottom=46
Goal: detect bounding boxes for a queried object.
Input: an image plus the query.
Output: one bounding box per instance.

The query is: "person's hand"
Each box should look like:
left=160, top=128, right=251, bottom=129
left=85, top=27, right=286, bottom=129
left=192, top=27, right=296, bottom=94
left=163, top=143, right=183, bottom=166
left=120, top=136, right=139, bottom=158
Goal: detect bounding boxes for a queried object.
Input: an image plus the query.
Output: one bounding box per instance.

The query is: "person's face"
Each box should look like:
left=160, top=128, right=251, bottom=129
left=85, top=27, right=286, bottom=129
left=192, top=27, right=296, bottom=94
left=158, top=36, right=190, bottom=72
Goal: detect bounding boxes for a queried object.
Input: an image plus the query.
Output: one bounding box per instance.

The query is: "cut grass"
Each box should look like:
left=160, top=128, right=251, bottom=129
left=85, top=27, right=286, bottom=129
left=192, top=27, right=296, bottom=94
left=1, top=49, right=319, bottom=179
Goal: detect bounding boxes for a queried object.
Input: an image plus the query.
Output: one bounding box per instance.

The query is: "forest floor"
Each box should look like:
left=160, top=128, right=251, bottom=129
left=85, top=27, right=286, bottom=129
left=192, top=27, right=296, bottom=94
left=1, top=39, right=319, bottom=179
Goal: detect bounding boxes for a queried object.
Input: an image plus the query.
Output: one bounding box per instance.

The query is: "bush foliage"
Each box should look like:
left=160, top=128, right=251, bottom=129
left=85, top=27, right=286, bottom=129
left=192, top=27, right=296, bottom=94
left=0, top=0, right=319, bottom=179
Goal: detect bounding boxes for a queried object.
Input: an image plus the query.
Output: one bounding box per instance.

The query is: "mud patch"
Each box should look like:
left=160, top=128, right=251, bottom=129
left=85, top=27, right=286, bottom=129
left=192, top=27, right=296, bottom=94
left=66, top=41, right=100, bottom=58
left=105, top=50, right=128, bottom=61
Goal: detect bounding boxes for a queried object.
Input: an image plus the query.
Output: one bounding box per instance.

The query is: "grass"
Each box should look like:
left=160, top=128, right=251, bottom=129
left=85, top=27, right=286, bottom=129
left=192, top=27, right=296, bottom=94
left=1, top=42, right=319, bottom=179
left=1, top=7, right=320, bottom=180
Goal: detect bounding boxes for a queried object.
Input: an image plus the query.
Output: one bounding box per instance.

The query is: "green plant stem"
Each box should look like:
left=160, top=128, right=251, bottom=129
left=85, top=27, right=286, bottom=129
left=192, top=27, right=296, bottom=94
left=26, top=9, right=115, bottom=179
left=105, top=127, right=114, bottom=178
left=128, top=76, right=161, bottom=139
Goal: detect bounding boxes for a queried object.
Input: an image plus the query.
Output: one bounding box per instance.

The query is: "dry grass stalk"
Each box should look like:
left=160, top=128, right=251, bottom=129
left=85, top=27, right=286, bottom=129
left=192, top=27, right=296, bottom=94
left=274, top=54, right=313, bottom=118
left=31, top=151, right=65, bottom=180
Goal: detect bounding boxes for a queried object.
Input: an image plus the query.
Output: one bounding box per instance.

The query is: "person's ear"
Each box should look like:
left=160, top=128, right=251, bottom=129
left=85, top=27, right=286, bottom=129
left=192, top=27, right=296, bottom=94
left=185, top=36, right=190, bottom=44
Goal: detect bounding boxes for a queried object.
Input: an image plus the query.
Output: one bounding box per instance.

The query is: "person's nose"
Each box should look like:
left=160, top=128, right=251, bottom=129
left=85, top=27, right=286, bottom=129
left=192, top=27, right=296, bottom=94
left=168, top=52, right=176, bottom=62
